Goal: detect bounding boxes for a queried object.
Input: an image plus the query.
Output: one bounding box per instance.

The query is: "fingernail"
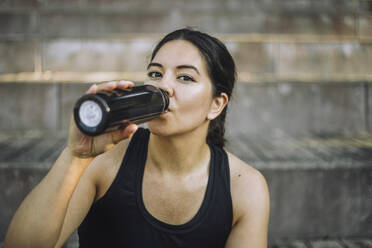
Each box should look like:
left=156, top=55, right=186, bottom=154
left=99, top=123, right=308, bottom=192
left=87, top=84, right=97, bottom=93
left=120, top=80, right=133, bottom=86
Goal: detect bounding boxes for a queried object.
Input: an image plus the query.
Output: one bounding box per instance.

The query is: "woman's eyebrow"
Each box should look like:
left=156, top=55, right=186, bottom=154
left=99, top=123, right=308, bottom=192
left=176, top=65, right=200, bottom=75
left=147, top=62, right=200, bottom=75
left=147, top=62, right=163, bottom=70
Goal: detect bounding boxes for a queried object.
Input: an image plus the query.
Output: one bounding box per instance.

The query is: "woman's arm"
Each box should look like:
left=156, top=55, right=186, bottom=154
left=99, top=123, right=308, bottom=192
left=4, top=148, right=94, bottom=248
left=225, top=153, right=270, bottom=248
left=4, top=80, right=137, bottom=248
left=54, top=138, right=131, bottom=248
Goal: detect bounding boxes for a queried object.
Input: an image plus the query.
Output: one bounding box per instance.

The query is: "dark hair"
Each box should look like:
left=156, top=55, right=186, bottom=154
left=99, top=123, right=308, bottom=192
left=150, top=28, right=236, bottom=147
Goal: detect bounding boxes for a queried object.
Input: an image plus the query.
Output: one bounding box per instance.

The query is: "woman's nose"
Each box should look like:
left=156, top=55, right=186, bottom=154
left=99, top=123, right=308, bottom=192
left=151, top=77, right=174, bottom=97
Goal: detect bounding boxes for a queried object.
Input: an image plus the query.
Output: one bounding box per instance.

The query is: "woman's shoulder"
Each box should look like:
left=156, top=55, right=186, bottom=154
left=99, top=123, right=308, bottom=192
left=226, top=151, right=270, bottom=224
left=226, top=151, right=267, bottom=189
left=87, top=137, right=132, bottom=200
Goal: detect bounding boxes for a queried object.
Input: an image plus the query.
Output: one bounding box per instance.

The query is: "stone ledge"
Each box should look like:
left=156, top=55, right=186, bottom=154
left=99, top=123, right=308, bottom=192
left=0, top=82, right=369, bottom=135
left=0, top=132, right=371, bottom=240
left=271, top=239, right=372, bottom=248
left=1, top=131, right=371, bottom=170
left=1, top=72, right=372, bottom=84
left=1, top=238, right=371, bottom=248
left=1, top=33, right=372, bottom=42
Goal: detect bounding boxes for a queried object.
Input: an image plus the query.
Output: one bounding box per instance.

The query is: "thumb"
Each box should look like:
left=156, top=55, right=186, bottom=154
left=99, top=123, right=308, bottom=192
left=111, top=124, right=138, bottom=144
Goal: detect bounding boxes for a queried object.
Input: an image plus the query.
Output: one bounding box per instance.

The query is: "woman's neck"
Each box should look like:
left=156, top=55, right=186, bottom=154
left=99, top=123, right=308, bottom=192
left=148, top=126, right=211, bottom=176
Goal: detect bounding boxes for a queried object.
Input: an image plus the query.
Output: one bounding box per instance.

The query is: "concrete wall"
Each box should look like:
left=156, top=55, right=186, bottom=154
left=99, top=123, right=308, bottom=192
left=264, top=168, right=372, bottom=239
left=227, top=82, right=369, bottom=137
left=2, top=164, right=371, bottom=243
left=0, top=82, right=370, bottom=136
left=0, top=0, right=371, bottom=83
left=1, top=0, right=372, bottom=244
left=0, top=0, right=363, bottom=36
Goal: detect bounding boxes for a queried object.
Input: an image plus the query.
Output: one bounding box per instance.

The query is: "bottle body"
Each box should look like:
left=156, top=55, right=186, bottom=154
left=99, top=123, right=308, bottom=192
left=74, top=85, right=169, bottom=136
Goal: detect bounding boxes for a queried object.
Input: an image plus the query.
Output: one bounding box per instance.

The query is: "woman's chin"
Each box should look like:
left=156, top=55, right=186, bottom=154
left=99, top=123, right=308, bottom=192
left=147, top=120, right=170, bottom=136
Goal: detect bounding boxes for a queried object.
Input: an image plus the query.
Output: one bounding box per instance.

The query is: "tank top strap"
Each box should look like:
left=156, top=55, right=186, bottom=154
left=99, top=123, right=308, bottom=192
left=209, top=144, right=231, bottom=200
left=114, top=127, right=150, bottom=191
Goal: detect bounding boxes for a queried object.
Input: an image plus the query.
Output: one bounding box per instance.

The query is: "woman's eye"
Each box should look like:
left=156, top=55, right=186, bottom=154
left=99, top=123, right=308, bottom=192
left=178, top=75, right=195, bottom=82
left=148, top=71, right=162, bottom=79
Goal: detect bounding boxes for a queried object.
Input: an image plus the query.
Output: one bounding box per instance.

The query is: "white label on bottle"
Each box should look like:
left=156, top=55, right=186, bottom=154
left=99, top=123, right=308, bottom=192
left=79, top=100, right=103, bottom=127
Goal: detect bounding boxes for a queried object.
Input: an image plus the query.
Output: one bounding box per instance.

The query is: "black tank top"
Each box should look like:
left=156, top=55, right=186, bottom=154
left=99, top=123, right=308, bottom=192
left=78, top=128, right=233, bottom=248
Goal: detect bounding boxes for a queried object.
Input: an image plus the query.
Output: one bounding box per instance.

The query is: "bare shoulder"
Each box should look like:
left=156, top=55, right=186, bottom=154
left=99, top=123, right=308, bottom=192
left=86, top=138, right=132, bottom=200
left=227, top=152, right=268, bottom=194
left=226, top=152, right=270, bottom=225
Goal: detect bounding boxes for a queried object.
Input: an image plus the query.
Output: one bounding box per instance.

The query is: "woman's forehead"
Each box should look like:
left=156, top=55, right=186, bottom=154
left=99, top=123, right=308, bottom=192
left=151, top=40, right=206, bottom=71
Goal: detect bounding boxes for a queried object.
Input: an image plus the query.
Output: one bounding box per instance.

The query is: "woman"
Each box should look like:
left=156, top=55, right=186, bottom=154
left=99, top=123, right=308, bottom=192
left=5, top=28, right=269, bottom=248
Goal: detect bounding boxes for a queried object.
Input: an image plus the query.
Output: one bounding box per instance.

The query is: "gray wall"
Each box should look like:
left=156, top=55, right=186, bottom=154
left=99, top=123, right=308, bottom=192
left=0, top=0, right=371, bottom=83
left=1, top=0, right=372, bottom=244
left=0, top=82, right=370, bottom=136
left=2, top=165, right=371, bottom=243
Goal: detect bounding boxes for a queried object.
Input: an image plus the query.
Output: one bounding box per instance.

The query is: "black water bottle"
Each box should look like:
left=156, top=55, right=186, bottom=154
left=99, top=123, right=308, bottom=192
left=73, top=85, right=169, bottom=136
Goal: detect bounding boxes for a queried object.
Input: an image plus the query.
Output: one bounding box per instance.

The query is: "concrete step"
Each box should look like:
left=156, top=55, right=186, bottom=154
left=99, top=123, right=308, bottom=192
left=0, top=0, right=371, bottom=86
left=271, top=239, right=372, bottom=248
left=2, top=235, right=372, bottom=247
left=65, top=238, right=372, bottom=248
left=0, top=0, right=363, bottom=37
left=0, top=131, right=371, bottom=242
left=0, top=82, right=371, bottom=137
left=1, top=36, right=372, bottom=84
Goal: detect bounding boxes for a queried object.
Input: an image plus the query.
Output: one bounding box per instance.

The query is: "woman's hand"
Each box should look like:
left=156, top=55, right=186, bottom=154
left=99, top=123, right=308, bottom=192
left=68, top=80, right=138, bottom=158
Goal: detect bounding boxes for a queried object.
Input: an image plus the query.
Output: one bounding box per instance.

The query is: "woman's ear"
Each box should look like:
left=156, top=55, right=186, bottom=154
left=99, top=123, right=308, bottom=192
left=207, top=93, right=229, bottom=120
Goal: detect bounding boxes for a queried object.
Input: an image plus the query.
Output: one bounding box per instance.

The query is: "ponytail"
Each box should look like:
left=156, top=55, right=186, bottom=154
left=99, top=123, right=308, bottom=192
left=207, top=108, right=227, bottom=147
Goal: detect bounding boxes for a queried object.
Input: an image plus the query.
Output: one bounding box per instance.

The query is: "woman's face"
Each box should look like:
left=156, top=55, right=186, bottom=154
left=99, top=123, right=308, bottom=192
left=146, top=39, right=216, bottom=137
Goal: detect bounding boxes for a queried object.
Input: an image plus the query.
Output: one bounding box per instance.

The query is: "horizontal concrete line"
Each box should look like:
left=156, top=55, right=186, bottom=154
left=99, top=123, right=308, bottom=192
left=271, top=239, right=372, bottom=248
left=252, top=160, right=372, bottom=170
left=0, top=162, right=53, bottom=170
left=1, top=161, right=371, bottom=170
left=216, top=33, right=372, bottom=44
left=1, top=72, right=372, bottom=84
left=0, top=6, right=362, bottom=14
left=1, top=33, right=372, bottom=43
left=0, top=7, right=172, bottom=15
left=238, top=73, right=372, bottom=84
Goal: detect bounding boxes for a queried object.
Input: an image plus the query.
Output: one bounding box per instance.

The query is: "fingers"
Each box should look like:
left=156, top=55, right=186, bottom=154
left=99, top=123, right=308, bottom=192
left=117, top=80, right=135, bottom=90
left=86, top=80, right=135, bottom=94
left=111, top=124, right=138, bottom=144
left=86, top=84, right=97, bottom=94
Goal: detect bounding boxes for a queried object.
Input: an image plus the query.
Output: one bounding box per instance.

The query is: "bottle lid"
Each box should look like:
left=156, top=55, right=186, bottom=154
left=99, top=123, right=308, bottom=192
left=74, top=94, right=110, bottom=136
left=78, top=100, right=103, bottom=127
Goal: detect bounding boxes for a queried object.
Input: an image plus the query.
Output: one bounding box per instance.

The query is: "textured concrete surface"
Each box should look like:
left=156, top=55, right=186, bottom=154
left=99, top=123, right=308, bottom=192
left=0, top=82, right=370, bottom=136
left=0, top=41, right=36, bottom=74
left=0, top=0, right=371, bottom=84
left=227, top=82, right=367, bottom=137
left=60, top=83, right=91, bottom=132
left=0, top=0, right=372, bottom=245
left=277, top=43, right=372, bottom=77
left=0, top=132, right=371, bottom=244
left=42, top=39, right=154, bottom=72
left=0, top=0, right=358, bottom=36
left=263, top=168, right=372, bottom=238
left=0, top=83, right=59, bottom=131
left=360, top=15, right=372, bottom=36
left=368, top=83, right=372, bottom=132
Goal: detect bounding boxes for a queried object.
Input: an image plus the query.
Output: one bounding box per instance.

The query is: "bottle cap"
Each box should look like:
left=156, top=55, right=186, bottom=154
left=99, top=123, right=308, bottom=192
left=74, top=94, right=110, bottom=136
left=78, top=100, right=103, bottom=127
